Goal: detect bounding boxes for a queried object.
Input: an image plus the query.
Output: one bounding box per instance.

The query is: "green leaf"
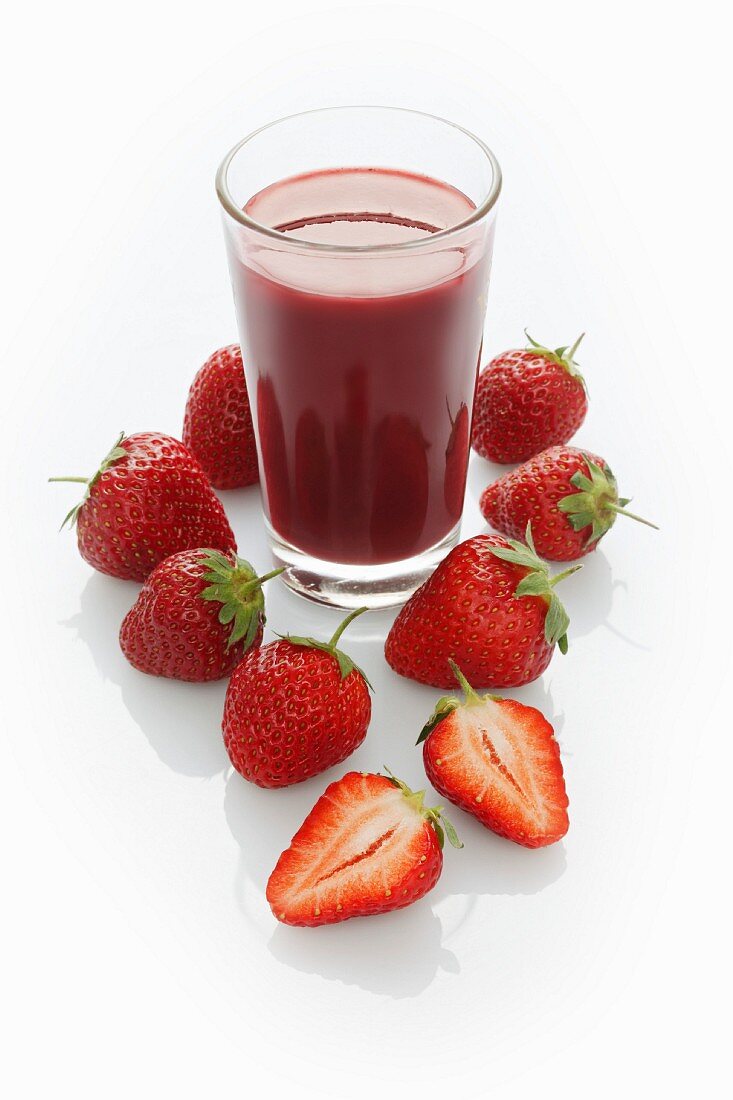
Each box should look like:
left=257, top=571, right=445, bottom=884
left=524, top=330, right=586, bottom=386
left=544, top=593, right=570, bottom=649
left=487, top=544, right=540, bottom=570
left=514, top=572, right=551, bottom=598
left=196, top=555, right=281, bottom=651
left=441, top=814, right=464, bottom=850
left=566, top=511, right=595, bottom=531
left=282, top=608, right=372, bottom=689
left=557, top=491, right=593, bottom=514
left=200, top=583, right=232, bottom=604
left=334, top=649, right=356, bottom=680
left=569, top=471, right=594, bottom=493
left=51, top=432, right=128, bottom=530
left=416, top=696, right=460, bottom=744
left=217, top=602, right=237, bottom=625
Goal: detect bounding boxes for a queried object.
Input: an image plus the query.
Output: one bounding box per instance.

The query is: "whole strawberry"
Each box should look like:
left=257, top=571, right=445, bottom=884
left=183, top=344, right=259, bottom=490
left=120, top=549, right=281, bottom=682
left=50, top=432, right=236, bottom=581
left=418, top=662, right=569, bottom=847
left=223, top=608, right=372, bottom=788
left=481, top=446, right=657, bottom=561
left=472, top=332, right=588, bottom=464
left=385, top=527, right=580, bottom=689
left=266, top=770, right=461, bottom=927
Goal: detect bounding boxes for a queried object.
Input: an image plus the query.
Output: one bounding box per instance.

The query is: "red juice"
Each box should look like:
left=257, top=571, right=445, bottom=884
left=228, top=168, right=491, bottom=566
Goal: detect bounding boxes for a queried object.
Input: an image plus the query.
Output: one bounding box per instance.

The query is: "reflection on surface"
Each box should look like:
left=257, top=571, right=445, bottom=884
left=444, top=400, right=470, bottom=521
left=256, top=374, right=291, bottom=541
left=369, top=415, right=430, bottom=560
left=334, top=365, right=368, bottom=562
left=294, top=407, right=331, bottom=544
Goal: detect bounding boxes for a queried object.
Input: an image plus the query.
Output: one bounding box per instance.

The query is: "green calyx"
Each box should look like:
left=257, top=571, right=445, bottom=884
left=557, top=455, right=659, bottom=546
left=49, top=431, right=128, bottom=530
left=382, top=767, right=463, bottom=850
left=198, top=549, right=283, bottom=650
left=488, top=522, right=581, bottom=654
left=417, top=660, right=501, bottom=744
left=281, top=606, right=373, bottom=688
left=525, top=330, right=586, bottom=390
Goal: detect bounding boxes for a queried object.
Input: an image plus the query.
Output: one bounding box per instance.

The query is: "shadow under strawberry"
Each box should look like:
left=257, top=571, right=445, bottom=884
left=268, top=905, right=459, bottom=998
left=549, top=548, right=643, bottom=645
left=62, top=572, right=230, bottom=778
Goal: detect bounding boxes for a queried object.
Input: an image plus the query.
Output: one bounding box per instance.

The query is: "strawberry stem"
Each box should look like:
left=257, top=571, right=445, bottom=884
left=550, top=564, right=583, bottom=587
left=606, top=502, right=659, bottom=530
left=238, top=567, right=285, bottom=595
left=382, top=767, right=463, bottom=849
left=524, top=330, right=586, bottom=386
left=50, top=432, right=128, bottom=530
left=283, top=606, right=371, bottom=686
left=448, top=659, right=481, bottom=705
left=328, top=606, right=368, bottom=648
left=565, top=332, right=585, bottom=361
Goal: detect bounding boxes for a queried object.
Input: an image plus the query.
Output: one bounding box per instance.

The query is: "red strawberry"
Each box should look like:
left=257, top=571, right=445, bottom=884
left=183, top=345, right=259, bottom=489
left=481, top=446, right=657, bottom=561
left=266, top=770, right=461, bottom=926
left=50, top=431, right=234, bottom=585
left=51, top=432, right=236, bottom=581
left=472, top=333, right=588, bottom=464
left=223, top=608, right=372, bottom=788
left=418, top=662, right=569, bottom=847
left=119, top=549, right=281, bottom=682
left=385, top=528, right=580, bottom=689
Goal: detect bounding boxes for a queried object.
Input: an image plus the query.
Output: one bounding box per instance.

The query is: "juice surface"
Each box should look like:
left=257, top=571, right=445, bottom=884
left=231, top=168, right=489, bottom=565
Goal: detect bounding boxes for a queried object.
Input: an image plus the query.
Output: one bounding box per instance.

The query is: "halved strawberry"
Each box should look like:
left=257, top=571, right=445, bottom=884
left=266, top=770, right=461, bottom=927
left=418, top=662, right=569, bottom=847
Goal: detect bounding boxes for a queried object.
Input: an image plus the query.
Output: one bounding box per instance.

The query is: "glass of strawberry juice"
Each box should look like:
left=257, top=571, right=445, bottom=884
left=217, top=107, right=501, bottom=608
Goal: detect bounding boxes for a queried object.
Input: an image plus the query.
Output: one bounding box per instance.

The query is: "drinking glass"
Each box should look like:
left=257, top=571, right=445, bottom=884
left=217, top=106, right=501, bottom=608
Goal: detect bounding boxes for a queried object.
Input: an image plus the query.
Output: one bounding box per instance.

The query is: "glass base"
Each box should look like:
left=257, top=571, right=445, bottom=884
left=267, top=521, right=461, bottom=610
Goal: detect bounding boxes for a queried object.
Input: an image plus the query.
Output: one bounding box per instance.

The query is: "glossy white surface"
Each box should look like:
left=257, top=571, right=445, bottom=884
left=2, top=4, right=729, bottom=1097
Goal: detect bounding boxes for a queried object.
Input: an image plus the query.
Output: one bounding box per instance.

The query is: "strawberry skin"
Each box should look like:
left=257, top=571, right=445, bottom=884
left=472, top=334, right=588, bottom=464
left=223, top=610, right=372, bottom=788
left=385, top=531, right=579, bottom=689
left=266, top=771, right=458, bottom=926
left=119, top=549, right=280, bottom=682
left=183, top=344, right=259, bottom=490
left=419, top=664, right=569, bottom=847
left=52, top=432, right=236, bottom=581
left=481, top=446, right=657, bottom=561
left=482, top=446, right=606, bottom=560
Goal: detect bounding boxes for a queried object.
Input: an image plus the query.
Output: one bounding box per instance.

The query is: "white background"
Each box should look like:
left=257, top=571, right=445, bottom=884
left=2, top=2, right=730, bottom=1096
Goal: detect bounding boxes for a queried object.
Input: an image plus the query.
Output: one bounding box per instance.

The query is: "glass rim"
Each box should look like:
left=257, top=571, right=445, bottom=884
left=215, top=105, right=502, bottom=255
